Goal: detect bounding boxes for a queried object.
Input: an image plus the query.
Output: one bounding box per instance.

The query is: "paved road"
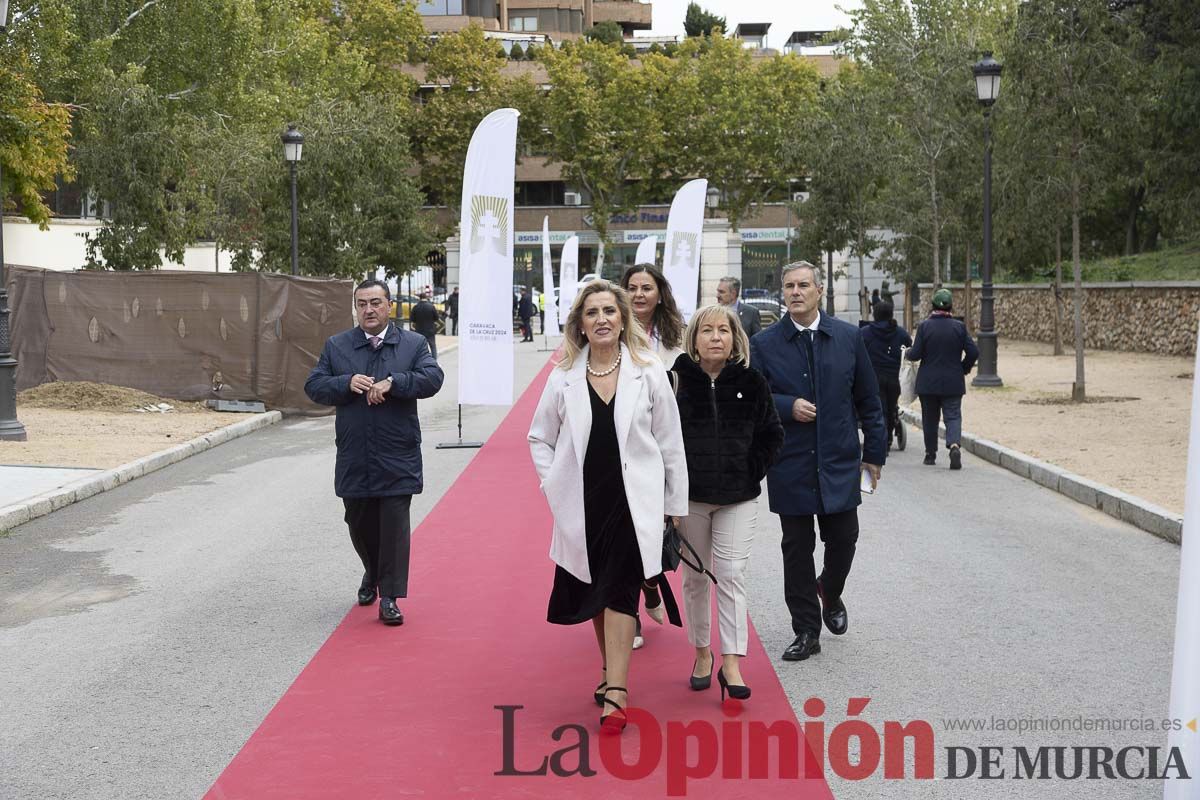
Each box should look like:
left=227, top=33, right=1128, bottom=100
left=0, top=341, right=1183, bottom=799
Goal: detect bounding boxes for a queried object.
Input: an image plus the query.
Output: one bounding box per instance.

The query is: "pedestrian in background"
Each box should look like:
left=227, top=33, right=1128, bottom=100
left=410, top=290, right=440, bottom=360
left=304, top=279, right=444, bottom=626
left=671, top=304, right=783, bottom=703
left=860, top=301, right=912, bottom=452
left=445, top=286, right=459, bottom=336
left=518, top=288, right=536, bottom=342
left=906, top=288, right=979, bottom=470
left=528, top=280, right=688, bottom=732
left=715, top=276, right=762, bottom=338
left=750, top=262, right=887, bottom=663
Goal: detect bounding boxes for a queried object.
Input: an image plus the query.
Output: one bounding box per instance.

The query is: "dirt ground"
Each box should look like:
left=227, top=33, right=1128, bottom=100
left=0, top=382, right=261, bottom=470
left=905, top=339, right=1195, bottom=515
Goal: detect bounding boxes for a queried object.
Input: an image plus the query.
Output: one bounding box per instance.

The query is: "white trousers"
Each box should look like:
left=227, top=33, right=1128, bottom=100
left=679, top=499, right=757, bottom=656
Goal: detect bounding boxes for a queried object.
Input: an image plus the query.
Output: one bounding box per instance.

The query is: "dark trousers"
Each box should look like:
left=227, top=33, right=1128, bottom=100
left=449, top=316, right=457, bottom=336
left=520, top=316, right=533, bottom=340
left=780, top=510, right=859, bottom=637
left=423, top=332, right=438, bottom=360
left=918, top=393, right=963, bottom=454
left=538, top=310, right=545, bottom=333
left=343, top=495, right=412, bottom=599
left=877, top=372, right=901, bottom=444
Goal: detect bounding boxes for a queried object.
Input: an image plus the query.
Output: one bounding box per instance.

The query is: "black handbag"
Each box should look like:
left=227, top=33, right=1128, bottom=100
left=662, top=518, right=717, bottom=584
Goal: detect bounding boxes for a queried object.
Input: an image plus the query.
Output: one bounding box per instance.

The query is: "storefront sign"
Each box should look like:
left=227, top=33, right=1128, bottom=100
left=740, top=228, right=794, bottom=242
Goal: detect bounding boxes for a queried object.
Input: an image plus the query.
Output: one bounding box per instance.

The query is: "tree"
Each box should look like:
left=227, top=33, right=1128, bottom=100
left=683, top=3, right=725, bottom=38
left=413, top=25, right=537, bottom=221
left=793, top=65, right=889, bottom=316
left=508, top=42, right=524, bottom=60
left=1004, top=0, right=1140, bottom=401
left=0, top=0, right=74, bottom=226
left=585, top=21, right=624, bottom=46
left=538, top=40, right=669, bottom=247
left=222, top=95, right=429, bottom=278
left=846, top=0, right=1011, bottom=295
left=661, top=38, right=820, bottom=228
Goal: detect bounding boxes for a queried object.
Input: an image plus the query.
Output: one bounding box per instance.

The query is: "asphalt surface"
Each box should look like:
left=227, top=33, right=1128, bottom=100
left=0, top=339, right=1183, bottom=799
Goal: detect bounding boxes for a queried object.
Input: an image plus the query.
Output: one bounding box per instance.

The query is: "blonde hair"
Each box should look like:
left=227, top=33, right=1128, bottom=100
left=559, top=280, right=653, bottom=371
left=684, top=304, right=751, bottom=367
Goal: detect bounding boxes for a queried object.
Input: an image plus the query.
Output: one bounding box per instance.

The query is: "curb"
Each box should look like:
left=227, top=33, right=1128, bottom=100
left=898, top=407, right=1184, bottom=544
left=0, top=411, right=283, bottom=534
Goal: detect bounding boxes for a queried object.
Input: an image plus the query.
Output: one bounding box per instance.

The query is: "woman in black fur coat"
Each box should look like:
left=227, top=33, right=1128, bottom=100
left=670, top=304, right=784, bottom=703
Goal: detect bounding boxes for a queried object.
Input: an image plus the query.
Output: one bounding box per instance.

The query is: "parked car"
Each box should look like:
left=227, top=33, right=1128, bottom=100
left=742, top=297, right=786, bottom=327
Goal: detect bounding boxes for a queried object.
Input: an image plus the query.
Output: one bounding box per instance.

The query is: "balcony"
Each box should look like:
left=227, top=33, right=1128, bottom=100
left=592, top=0, right=651, bottom=31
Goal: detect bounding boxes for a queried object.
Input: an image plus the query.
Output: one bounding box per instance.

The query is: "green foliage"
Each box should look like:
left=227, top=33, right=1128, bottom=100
left=683, top=2, right=726, bottom=38
left=223, top=96, right=429, bottom=278
left=662, top=37, right=819, bottom=228
left=413, top=25, right=539, bottom=222
left=585, top=21, right=624, bottom=46
left=0, top=0, right=75, bottom=225
left=508, top=43, right=525, bottom=60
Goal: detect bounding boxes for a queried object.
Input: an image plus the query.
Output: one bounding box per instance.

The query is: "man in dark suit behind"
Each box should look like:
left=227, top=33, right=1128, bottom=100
left=749, top=261, right=887, bottom=663
left=716, top=276, right=762, bottom=338
left=410, top=290, right=440, bottom=360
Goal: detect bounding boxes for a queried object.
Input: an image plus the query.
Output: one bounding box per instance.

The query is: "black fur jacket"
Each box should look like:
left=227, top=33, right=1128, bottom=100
left=669, top=354, right=785, bottom=506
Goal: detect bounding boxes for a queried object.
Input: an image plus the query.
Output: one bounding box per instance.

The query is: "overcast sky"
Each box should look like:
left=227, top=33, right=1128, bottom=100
left=643, top=0, right=862, bottom=50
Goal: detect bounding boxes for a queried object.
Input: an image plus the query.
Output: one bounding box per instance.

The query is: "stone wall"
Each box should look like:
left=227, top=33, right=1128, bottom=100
left=915, top=282, right=1200, bottom=357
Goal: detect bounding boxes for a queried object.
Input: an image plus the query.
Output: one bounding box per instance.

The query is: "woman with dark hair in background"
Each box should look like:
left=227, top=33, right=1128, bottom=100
left=619, top=262, right=687, bottom=648
left=860, top=301, right=912, bottom=451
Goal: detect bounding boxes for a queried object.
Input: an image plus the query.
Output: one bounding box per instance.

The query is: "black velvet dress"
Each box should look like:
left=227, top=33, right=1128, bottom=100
left=547, top=382, right=644, bottom=625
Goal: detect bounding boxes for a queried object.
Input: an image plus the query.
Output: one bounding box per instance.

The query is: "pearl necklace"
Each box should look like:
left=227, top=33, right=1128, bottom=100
left=586, top=349, right=622, bottom=377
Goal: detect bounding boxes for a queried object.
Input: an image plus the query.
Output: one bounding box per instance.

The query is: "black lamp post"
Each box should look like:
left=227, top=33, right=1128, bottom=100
left=281, top=125, right=304, bottom=276
left=0, top=0, right=28, bottom=441
left=972, top=52, right=1003, bottom=387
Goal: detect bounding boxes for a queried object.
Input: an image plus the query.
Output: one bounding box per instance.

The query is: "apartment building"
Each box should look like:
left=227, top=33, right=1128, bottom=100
left=415, top=0, right=652, bottom=39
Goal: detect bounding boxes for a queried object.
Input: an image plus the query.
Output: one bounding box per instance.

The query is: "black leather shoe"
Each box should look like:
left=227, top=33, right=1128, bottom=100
left=949, top=446, right=962, bottom=470
left=923, top=453, right=936, bottom=465
left=817, top=578, right=848, bottom=636
left=378, top=597, right=404, bottom=625
left=782, top=632, right=821, bottom=661
left=357, top=585, right=377, bottom=606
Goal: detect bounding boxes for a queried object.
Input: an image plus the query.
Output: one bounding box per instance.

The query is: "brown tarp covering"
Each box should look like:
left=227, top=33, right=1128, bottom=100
left=6, top=266, right=353, bottom=414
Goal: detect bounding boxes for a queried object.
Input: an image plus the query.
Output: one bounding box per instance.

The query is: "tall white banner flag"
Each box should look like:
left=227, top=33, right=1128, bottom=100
left=558, top=236, right=580, bottom=326
left=541, top=216, right=560, bottom=337
left=1165, top=328, right=1200, bottom=799
left=663, top=179, right=707, bottom=322
left=458, top=108, right=519, bottom=406
left=634, top=235, right=658, bottom=267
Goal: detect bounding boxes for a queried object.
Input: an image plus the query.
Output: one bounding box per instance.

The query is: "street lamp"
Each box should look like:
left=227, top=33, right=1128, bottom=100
left=0, top=0, right=28, bottom=441
left=972, top=51, right=1003, bottom=387
left=281, top=125, right=304, bottom=276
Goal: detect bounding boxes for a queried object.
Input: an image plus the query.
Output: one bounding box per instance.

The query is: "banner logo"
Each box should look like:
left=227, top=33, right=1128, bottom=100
left=670, top=232, right=698, bottom=268
left=469, top=195, right=510, bottom=257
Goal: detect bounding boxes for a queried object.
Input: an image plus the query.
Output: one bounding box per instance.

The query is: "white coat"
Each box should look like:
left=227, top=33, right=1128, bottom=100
left=528, top=343, right=689, bottom=583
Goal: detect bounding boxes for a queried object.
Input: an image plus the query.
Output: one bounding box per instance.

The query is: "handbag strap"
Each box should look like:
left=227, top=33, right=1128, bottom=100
left=648, top=573, right=683, bottom=627
left=676, top=533, right=717, bottom=584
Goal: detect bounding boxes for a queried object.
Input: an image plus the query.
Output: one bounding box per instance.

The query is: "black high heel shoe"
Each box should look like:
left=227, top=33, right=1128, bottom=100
left=689, top=654, right=713, bottom=691
left=717, top=668, right=751, bottom=702
left=599, top=687, right=628, bottom=733
left=594, top=668, right=606, bottom=707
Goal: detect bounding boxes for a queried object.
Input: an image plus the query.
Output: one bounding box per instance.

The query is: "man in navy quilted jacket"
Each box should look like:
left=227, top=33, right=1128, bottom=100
left=305, top=279, right=444, bottom=625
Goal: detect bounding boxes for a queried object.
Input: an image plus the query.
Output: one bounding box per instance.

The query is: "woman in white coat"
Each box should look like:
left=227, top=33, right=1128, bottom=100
left=528, top=280, right=689, bottom=732
left=620, top=262, right=686, bottom=646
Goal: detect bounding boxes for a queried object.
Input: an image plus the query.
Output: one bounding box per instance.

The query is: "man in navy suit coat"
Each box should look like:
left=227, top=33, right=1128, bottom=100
left=749, top=262, right=887, bottom=662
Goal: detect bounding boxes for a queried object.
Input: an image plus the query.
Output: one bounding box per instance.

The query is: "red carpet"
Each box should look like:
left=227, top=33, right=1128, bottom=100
left=206, top=357, right=833, bottom=799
